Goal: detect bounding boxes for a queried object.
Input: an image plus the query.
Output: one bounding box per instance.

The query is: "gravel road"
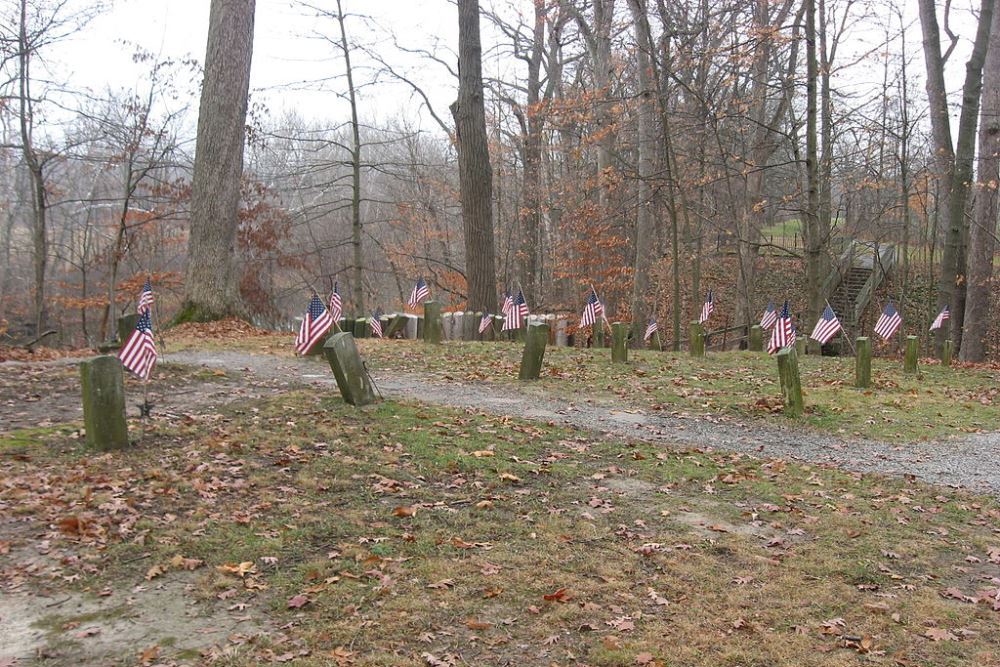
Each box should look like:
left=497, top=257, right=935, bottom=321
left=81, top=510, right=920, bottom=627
left=162, top=349, right=1000, bottom=495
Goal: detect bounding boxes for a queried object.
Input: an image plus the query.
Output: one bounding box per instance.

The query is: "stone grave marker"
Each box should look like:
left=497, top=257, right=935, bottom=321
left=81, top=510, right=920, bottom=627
left=80, top=355, right=129, bottom=450
left=324, top=333, right=377, bottom=406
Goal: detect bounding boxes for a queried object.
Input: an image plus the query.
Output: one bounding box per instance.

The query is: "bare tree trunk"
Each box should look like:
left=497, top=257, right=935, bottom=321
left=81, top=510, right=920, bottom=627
left=961, top=2, right=1000, bottom=361
left=336, top=0, right=365, bottom=316
left=451, top=0, right=497, bottom=313
left=804, top=0, right=822, bottom=350
left=179, top=0, right=256, bottom=322
left=920, top=0, right=994, bottom=353
left=627, top=0, right=657, bottom=342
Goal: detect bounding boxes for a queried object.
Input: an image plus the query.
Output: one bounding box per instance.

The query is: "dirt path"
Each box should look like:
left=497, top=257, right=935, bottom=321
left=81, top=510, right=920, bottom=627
left=161, top=349, right=1000, bottom=496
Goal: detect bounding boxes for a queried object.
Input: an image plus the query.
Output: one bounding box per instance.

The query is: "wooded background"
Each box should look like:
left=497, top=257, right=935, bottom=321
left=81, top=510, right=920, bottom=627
left=1, top=0, right=999, bottom=360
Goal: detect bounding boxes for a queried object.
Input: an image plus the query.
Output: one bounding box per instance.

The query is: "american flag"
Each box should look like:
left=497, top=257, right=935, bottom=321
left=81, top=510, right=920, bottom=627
left=873, top=302, right=902, bottom=341
left=119, top=309, right=157, bottom=379
left=328, top=282, right=343, bottom=322
left=501, top=290, right=514, bottom=316
left=502, top=289, right=529, bottom=331
left=643, top=318, right=658, bottom=341
left=699, top=290, right=714, bottom=324
left=295, top=294, right=333, bottom=355
left=478, top=312, right=493, bottom=334
left=929, top=305, right=950, bottom=331
left=768, top=300, right=794, bottom=354
left=408, top=276, right=430, bottom=307
left=578, top=288, right=604, bottom=328
left=369, top=309, right=384, bottom=338
left=809, top=303, right=842, bottom=345
left=759, top=301, right=777, bottom=330
left=137, top=277, right=153, bottom=315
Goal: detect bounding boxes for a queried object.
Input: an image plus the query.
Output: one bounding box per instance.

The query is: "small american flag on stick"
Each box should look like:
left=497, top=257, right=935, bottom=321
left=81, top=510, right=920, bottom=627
left=137, top=277, right=153, bottom=315
left=873, top=302, right=902, bottom=341
left=295, top=294, right=333, bottom=355
left=759, top=301, right=777, bottom=330
left=699, top=290, right=714, bottom=324
left=929, top=305, right=949, bottom=331
left=501, top=290, right=514, bottom=316
left=502, top=289, right=529, bottom=331
left=369, top=309, right=384, bottom=338
left=643, top=318, right=658, bottom=341
left=578, top=288, right=604, bottom=328
left=328, top=282, right=343, bottom=322
left=408, top=277, right=430, bottom=307
left=768, top=300, right=794, bottom=354
left=809, top=303, right=842, bottom=345
left=478, top=313, right=492, bottom=334
left=119, top=310, right=158, bottom=379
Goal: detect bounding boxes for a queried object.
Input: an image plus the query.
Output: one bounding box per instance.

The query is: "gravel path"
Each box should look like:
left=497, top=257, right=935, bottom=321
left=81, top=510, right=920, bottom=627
left=161, top=349, right=1000, bottom=496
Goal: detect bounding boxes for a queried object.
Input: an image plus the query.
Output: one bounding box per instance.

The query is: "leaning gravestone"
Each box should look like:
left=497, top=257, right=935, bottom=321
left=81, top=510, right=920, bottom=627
left=80, top=355, right=129, bottom=450
left=519, top=322, right=550, bottom=380
left=324, top=333, right=377, bottom=406
left=385, top=313, right=407, bottom=338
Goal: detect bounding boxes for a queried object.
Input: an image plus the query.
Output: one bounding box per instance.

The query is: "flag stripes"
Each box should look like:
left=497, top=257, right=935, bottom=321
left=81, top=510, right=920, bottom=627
left=119, top=310, right=158, bottom=379
left=295, top=294, right=333, bottom=355
left=873, top=302, right=902, bottom=341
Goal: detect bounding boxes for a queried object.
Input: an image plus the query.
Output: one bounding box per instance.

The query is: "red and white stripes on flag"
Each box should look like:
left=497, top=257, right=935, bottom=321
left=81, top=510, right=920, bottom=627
left=873, top=302, right=902, bottom=341
left=328, top=282, right=343, bottom=322
left=643, top=318, right=658, bottom=341
left=119, top=310, right=157, bottom=379
left=759, top=301, right=777, bottom=330
left=478, top=313, right=492, bottom=334
left=369, top=310, right=384, bottom=338
left=809, top=303, right=842, bottom=345
left=768, top=301, right=794, bottom=354
left=502, top=289, right=529, bottom=331
left=699, top=290, right=714, bottom=324
left=501, top=290, right=514, bottom=316
left=408, top=277, right=430, bottom=307
left=295, top=294, right=333, bottom=355
left=929, top=305, right=950, bottom=332
left=578, top=288, right=604, bottom=328
left=137, top=277, right=154, bottom=315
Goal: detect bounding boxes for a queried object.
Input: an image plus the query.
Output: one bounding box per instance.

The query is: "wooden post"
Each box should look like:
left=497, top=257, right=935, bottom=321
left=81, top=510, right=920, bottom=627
left=611, top=322, right=628, bottom=363
left=776, top=347, right=804, bottom=417
left=904, top=335, right=918, bottom=374
left=79, top=355, right=129, bottom=450
left=942, top=339, right=953, bottom=366
left=748, top=325, right=763, bottom=352
left=423, top=301, right=442, bottom=344
left=689, top=321, right=705, bottom=357
left=855, top=336, right=871, bottom=389
left=518, top=322, right=549, bottom=380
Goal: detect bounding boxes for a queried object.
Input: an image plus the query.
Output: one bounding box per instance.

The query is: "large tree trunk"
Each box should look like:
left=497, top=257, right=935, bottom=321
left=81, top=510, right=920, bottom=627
left=803, top=0, right=822, bottom=350
left=627, top=0, right=658, bottom=342
left=518, top=1, right=547, bottom=307
left=451, top=0, right=497, bottom=313
left=920, top=0, right=994, bottom=353
left=336, top=0, right=365, bottom=316
left=179, top=0, right=256, bottom=322
left=961, top=3, right=1000, bottom=361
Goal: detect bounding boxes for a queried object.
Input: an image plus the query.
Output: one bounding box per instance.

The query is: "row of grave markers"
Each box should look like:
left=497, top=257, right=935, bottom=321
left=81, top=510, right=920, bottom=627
left=78, top=303, right=950, bottom=451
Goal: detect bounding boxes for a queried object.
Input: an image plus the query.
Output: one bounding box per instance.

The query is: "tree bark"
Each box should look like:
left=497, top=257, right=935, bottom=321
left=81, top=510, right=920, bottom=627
left=336, top=0, right=365, bottom=316
left=179, top=0, right=256, bottom=322
left=451, top=0, right=497, bottom=313
left=804, top=0, right=822, bottom=350
left=961, top=2, right=1000, bottom=361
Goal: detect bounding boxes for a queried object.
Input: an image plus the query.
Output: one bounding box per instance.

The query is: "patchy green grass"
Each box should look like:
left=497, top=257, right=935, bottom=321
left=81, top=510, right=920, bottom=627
left=358, top=340, right=1000, bottom=441
left=3, top=390, right=1000, bottom=666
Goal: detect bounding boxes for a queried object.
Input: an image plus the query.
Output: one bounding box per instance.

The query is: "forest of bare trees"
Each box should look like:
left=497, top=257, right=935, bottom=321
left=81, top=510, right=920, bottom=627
left=1, top=0, right=999, bottom=360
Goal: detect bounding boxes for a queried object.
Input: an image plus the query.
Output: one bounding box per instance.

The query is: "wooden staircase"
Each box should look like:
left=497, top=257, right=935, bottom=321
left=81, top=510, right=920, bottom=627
left=829, top=265, right=873, bottom=330
left=822, top=242, right=896, bottom=343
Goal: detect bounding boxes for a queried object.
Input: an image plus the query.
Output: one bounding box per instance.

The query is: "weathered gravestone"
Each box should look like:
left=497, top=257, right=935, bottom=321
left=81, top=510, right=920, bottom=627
left=554, top=318, right=568, bottom=347
left=323, top=333, right=377, bottom=406
left=80, top=355, right=129, bottom=450
left=463, top=310, right=477, bottom=341
left=403, top=314, right=419, bottom=340
left=611, top=322, right=628, bottom=363
left=748, top=325, right=764, bottom=352
left=353, top=317, right=368, bottom=339
left=941, top=339, right=953, bottom=367
left=904, top=335, right=919, bottom=374
left=855, top=336, right=871, bottom=388
left=385, top=313, right=408, bottom=338
left=518, top=322, right=550, bottom=380
left=423, top=301, right=442, bottom=343
left=776, top=346, right=804, bottom=417
left=689, top=321, right=705, bottom=357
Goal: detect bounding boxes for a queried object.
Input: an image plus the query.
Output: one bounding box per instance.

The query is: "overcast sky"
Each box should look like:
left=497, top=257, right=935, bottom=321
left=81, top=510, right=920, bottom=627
left=49, top=0, right=983, bottom=140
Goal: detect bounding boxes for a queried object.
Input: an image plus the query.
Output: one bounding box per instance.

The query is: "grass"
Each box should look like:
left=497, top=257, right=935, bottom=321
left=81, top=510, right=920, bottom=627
left=356, top=340, right=1000, bottom=442
left=2, top=389, right=1000, bottom=666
